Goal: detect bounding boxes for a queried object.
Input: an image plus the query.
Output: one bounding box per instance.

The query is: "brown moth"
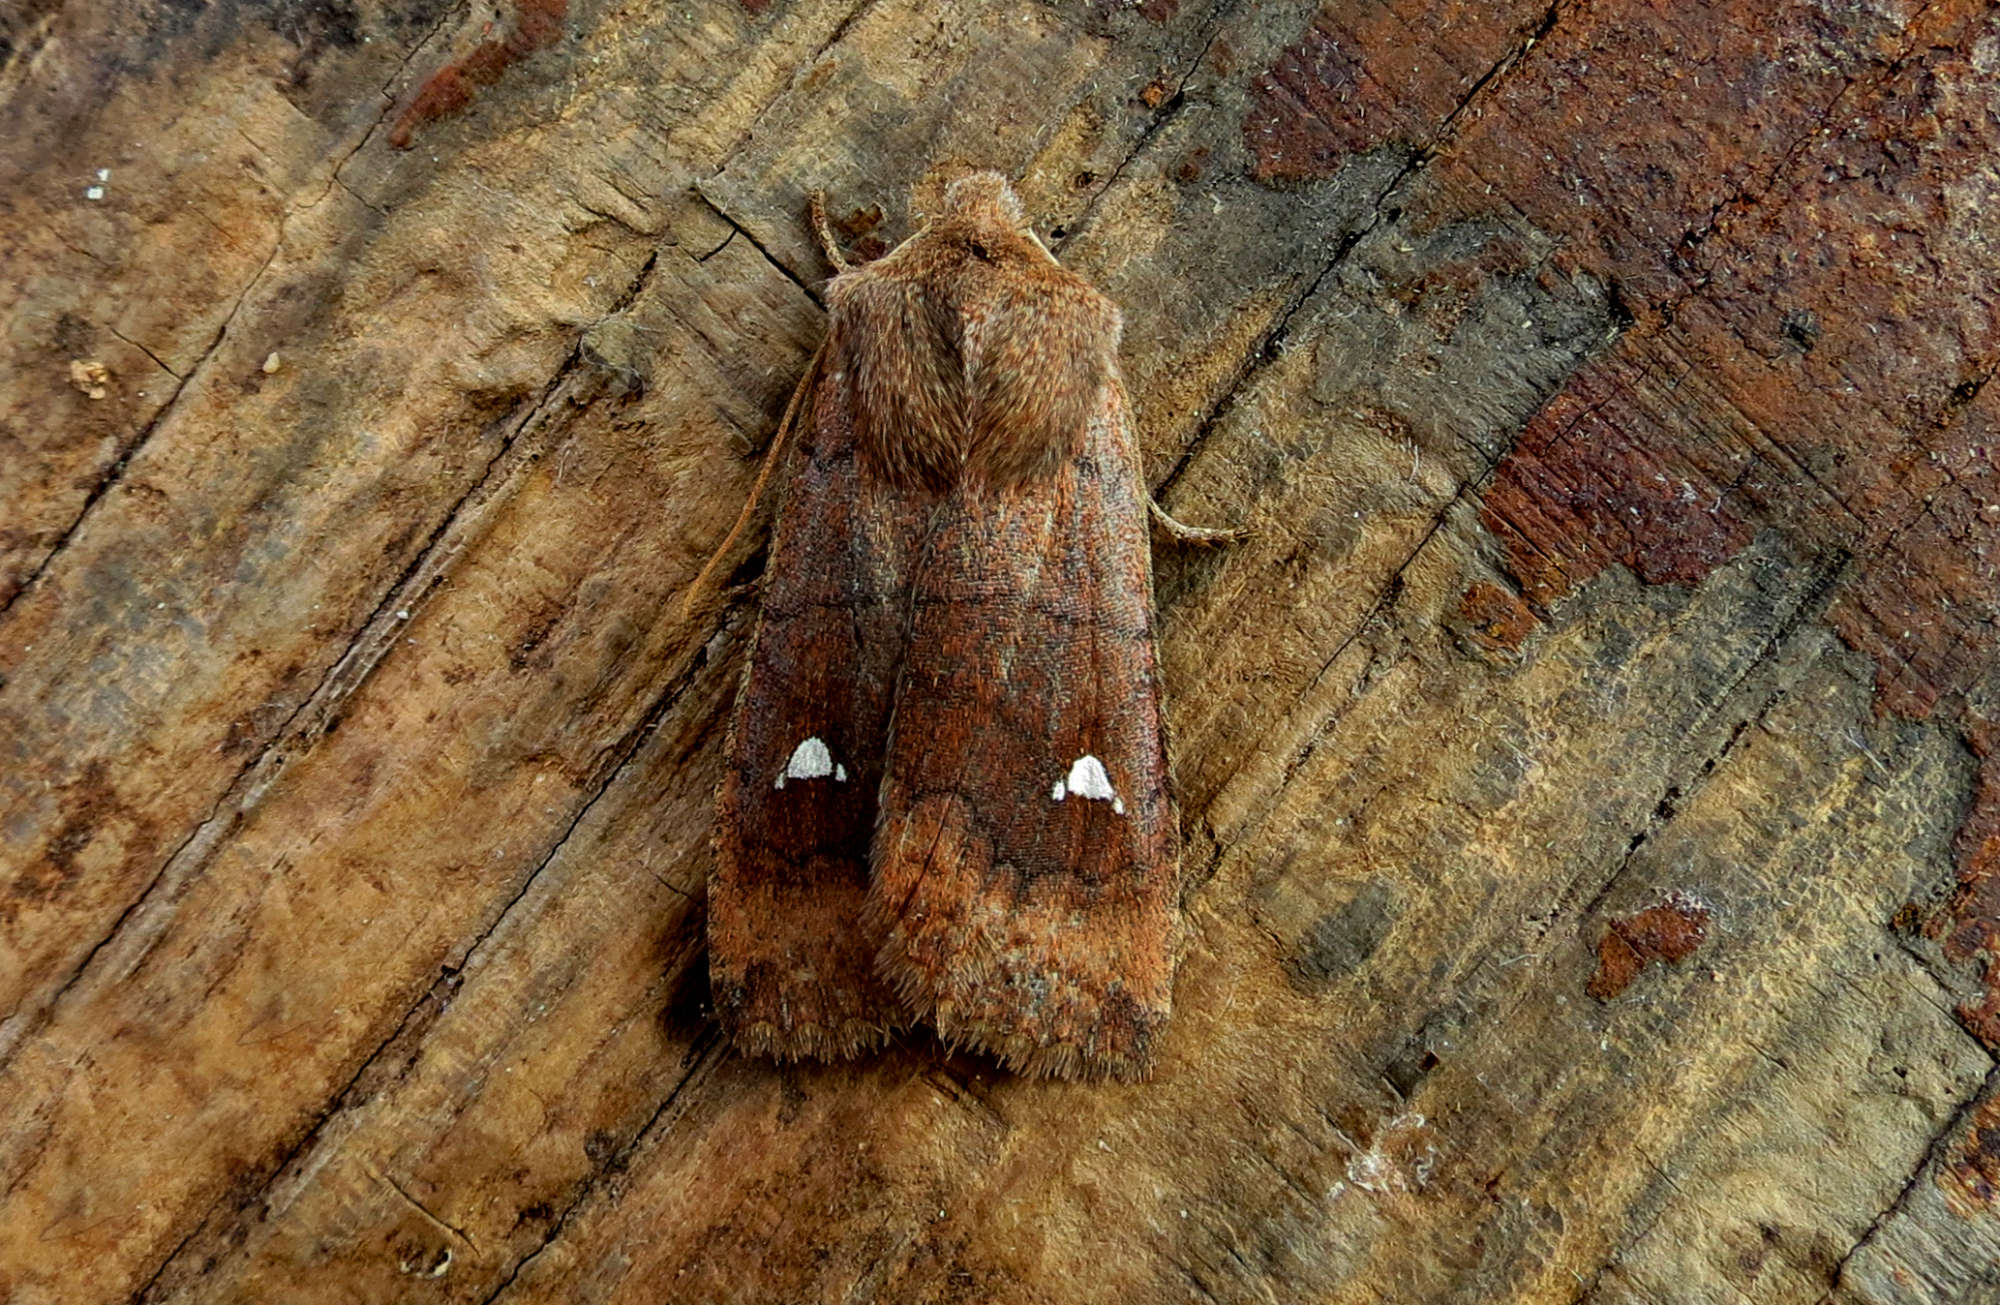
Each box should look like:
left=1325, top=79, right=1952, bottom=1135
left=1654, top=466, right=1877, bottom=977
left=710, top=172, right=1204, bottom=1080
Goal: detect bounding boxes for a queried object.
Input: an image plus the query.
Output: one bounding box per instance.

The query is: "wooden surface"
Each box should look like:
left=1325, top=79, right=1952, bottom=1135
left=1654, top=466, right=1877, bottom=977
left=3, top=0, right=1998, bottom=1301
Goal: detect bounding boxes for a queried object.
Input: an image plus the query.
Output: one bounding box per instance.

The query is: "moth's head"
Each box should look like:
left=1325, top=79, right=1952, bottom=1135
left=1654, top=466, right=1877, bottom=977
left=939, top=172, right=1027, bottom=233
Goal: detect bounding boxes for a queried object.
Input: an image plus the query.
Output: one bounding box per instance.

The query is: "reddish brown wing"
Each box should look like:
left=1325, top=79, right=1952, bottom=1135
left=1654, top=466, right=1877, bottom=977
left=867, top=370, right=1179, bottom=1081
left=711, top=347, right=929, bottom=1059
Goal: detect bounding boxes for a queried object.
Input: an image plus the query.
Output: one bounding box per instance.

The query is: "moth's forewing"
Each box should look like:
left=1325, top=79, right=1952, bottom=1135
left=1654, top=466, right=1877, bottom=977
left=869, top=373, right=1179, bottom=1083
left=711, top=356, right=923, bottom=1060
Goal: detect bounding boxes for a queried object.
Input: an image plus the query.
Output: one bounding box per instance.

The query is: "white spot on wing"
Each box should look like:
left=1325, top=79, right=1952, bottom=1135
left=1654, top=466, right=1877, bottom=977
left=776, top=736, right=845, bottom=789
left=1051, top=754, right=1123, bottom=814
left=1066, top=755, right=1115, bottom=800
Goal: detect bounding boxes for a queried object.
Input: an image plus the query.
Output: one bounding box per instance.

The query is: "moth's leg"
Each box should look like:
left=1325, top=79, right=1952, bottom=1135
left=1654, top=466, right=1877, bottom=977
left=1149, top=497, right=1245, bottom=544
left=1116, top=370, right=1242, bottom=546
left=809, top=191, right=851, bottom=274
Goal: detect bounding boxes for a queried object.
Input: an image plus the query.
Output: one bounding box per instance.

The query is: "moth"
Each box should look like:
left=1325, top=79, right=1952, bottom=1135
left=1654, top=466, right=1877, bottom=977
left=707, top=173, right=1221, bottom=1080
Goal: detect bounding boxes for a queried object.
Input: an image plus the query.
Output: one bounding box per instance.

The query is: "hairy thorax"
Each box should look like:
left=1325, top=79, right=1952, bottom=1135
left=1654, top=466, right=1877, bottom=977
left=825, top=181, right=1123, bottom=493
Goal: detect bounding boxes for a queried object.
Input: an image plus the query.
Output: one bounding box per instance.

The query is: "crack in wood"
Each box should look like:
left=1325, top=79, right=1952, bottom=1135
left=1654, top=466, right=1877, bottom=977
left=1181, top=461, right=1499, bottom=860
left=0, top=246, right=667, bottom=1074
left=476, top=1036, right=724, bottom=1304
left=0, top=305, right=223, bottom=623
left=128, top=608, right=727, bottom=1298
left=691, top=192, right=828, bottom=305
left=1557, top=546, right=1853, bottom=935
left=1057, top=0, right=1243, bottom=250
left=695, top=0, right=1251, bottom=320
left=11, top=1, right=1988, bottom=1297
left=1815, top=1060, right=1998, bottom=1302
left=0, top=0, right=458, bottom=629
left=1670, top=8, right=1950, bottom=294
left=124, top=950, right=472, bottom=1304
left=1151, top=0, right=1578, bottom=506
left=100, top=323, right=180, bottom=380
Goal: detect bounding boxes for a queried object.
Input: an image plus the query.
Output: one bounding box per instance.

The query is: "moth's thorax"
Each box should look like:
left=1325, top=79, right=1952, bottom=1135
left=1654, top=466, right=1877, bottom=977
left=825, top=177, right=1123, bottom=492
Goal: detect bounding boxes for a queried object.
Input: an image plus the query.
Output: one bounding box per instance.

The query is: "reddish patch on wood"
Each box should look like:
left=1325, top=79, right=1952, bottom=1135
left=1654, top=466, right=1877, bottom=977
left=1941, top=1091, right=2000, bottom=1218
left=1920, top=717, right=2000, bottom=1047
left=1242, top=5, right=1555, bottom=183
left=1480, top=359, right=1754, bottom=611
left=1173, top=146, right=1211, bottom=184
left=1244, top=13, right=1999, bottom=1049
left=1825, top=398, right=2000, bottom=721
left=1138, top=0, right=1177, bottom=23
left=1361, top=1, right=2000, bottom=1037
left=1448, top=4, right=2000, bottom=647
left=389, top=0, right=569, bottom=150
left=1588, top=893, right=1712, bottom=1000
left=1243, top=13, right=1374, bottom=182
left=738, top=0, right=771, bottom=13
left=1455, top=580, right=1537, bottom=653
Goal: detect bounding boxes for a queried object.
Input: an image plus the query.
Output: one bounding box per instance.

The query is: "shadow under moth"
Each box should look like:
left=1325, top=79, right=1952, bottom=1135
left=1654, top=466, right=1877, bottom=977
left=707, top=172, right=1221, bottom=1081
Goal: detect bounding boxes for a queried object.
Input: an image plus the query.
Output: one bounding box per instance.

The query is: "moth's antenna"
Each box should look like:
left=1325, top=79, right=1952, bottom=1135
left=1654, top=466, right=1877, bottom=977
left=680, top=346, right=823, bottom=621
left=809, top=190, right=851, bottom=274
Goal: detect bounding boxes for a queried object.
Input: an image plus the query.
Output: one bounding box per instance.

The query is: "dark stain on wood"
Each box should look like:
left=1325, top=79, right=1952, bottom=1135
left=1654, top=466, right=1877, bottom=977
left=1242, top=12, right=1372, bottom=183
left=1454, top=580, right=1538, bottom=655
left=4, top=760, right=152, bottom=917
left=1285, top=880, right=1396, bottom=992
left=389, top=0, right=570, bottom=149
left=1588, top=892, right=1712, bottom=1000
left=1941, top=1090, right=2000, bottom=1218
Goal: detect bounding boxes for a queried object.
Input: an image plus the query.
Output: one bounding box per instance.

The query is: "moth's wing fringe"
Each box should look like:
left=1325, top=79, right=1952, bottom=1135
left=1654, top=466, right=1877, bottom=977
left=860, top=807, right=1160, bottom=1085
left=732, top=1017, right=894, bottom=1063
left=916, top=1011, right=1142, bottom=1084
